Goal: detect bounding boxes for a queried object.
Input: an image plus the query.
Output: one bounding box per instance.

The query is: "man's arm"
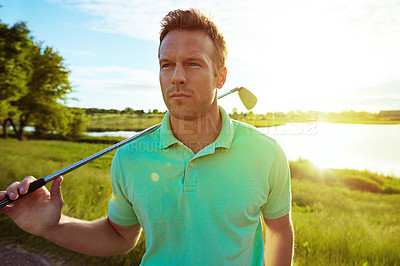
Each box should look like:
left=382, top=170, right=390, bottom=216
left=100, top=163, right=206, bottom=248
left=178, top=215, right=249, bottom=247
left=0, top=176, right=142, bottom=256
left=264, top=213, right=294, bottom=266
left=44, top=216, right=142, bottom=256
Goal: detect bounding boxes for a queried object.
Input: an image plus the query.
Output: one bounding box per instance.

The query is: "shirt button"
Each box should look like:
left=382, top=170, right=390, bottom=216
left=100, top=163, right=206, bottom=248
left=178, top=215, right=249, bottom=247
left=189, top=162, right=195, bottom=168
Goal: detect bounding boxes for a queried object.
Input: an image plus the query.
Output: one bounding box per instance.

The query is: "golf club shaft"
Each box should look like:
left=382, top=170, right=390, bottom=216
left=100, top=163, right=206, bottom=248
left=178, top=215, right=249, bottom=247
left=0, top=123, right=161, bottom=208
left=217, top=87, right=241, bottom=99
left=0, top=92, right=240, bottom=209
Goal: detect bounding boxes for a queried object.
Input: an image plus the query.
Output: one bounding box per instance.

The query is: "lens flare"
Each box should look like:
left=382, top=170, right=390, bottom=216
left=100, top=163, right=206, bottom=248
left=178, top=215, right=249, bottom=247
left=151, top=172, right=160, bottom=182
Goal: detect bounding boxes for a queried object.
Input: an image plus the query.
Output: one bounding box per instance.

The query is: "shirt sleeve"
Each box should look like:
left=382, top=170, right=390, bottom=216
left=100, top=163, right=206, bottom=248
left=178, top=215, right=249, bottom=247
left=261, top=142, right=292, bottom=219
left=108, top=150, right=139, bottom=226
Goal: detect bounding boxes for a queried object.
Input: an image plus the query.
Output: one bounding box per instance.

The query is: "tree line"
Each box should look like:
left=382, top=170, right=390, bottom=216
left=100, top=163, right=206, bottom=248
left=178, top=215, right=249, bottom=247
left=0, top=22, right=85, bottom=140
left=85, top=107, right=166, bottom=115
left=231, top=109, right=400, bottom=124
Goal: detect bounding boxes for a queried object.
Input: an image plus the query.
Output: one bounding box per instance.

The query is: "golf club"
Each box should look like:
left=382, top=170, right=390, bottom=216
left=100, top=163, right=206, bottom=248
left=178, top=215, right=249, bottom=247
left=0, top=87, right=257, bottom=208
left=218, top=87, right=257, bottom=110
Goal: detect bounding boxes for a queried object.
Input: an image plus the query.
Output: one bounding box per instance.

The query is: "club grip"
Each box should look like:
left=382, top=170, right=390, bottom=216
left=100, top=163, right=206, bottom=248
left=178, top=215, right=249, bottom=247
left=0, top=178, right=46, bottom=209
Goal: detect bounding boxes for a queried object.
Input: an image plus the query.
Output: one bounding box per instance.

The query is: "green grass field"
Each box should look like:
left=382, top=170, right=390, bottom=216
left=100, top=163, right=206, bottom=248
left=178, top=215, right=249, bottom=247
left=0, top=139, right=399, bottom=265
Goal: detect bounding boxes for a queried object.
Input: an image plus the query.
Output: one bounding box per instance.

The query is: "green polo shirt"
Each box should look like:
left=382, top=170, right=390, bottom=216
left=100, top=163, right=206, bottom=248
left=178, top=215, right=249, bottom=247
left=108, top=107, right=291, bottom=265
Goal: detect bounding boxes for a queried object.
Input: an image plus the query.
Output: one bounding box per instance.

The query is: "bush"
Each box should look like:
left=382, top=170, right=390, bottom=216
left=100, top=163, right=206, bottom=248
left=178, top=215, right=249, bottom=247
left=382, top=178, right=400, bottom=194
left=340, top=174, right=382, bottom=193
left=289, top=159, right=399, bottom=194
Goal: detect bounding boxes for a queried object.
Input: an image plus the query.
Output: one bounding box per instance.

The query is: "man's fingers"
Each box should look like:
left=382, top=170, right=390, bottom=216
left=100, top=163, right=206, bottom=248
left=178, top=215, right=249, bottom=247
left=0, top=191, right=11, bottom=214
left=6, top=182, right=21, bottom=200
left=2, top=176, right=38, bottom=201
left=19, top=176, right=38, bottom=195
left=0, top=191, right=11, bottom=213
left=0, top=191, right=6, bottom=200
left=50, top=176, right=64, bottom=206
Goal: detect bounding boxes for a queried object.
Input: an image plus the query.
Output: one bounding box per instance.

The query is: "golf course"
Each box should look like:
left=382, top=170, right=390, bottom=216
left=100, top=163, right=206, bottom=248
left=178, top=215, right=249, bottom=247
left=2, top=1, right=400, bottom=264
left=1, top=138, right=399, bottom=265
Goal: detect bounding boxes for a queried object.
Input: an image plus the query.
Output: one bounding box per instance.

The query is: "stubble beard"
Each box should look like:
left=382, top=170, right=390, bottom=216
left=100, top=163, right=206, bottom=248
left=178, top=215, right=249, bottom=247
left=163, top=86, right=201, bottom=120
left=168, top=100, right=210, bottom=121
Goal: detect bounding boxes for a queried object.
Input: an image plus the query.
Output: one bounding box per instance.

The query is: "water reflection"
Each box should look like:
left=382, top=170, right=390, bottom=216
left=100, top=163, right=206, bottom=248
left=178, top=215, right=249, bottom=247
left=259, top=123, right=400, bottom=177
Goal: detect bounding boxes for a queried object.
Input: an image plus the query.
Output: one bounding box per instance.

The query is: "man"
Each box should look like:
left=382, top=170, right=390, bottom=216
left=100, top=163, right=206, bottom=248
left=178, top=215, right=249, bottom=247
left=0, top=9, right=293, bottom=265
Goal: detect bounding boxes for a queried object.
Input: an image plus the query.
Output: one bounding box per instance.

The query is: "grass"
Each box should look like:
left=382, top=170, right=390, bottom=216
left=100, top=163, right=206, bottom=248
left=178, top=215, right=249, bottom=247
left=292, top=179, right=400, bottom=265
left=0, top=139, right=145, bottom=265
left=0, top=139, right=399, bottom=265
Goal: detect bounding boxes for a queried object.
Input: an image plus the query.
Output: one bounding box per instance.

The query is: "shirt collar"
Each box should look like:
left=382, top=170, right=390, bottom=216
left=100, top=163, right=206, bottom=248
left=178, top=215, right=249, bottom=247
left=214, top=106, right=234, bottom=149
left=159, top=106, right=235, bottom=151
left=159, top=112, right=179, bottom=149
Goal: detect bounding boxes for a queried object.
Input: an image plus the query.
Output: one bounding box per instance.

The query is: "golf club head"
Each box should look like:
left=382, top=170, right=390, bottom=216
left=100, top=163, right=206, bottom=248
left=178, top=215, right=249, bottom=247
left=238, top=87, right=257, bottom=110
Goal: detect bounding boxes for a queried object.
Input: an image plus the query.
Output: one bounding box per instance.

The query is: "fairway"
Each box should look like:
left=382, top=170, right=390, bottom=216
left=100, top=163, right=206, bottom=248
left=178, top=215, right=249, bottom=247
left=0, top=139, right=399, bottom=265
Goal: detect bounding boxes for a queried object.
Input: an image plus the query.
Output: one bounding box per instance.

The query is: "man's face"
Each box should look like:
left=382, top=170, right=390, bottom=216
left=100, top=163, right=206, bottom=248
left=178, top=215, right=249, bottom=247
left=159, top=30, right=225, bottom=120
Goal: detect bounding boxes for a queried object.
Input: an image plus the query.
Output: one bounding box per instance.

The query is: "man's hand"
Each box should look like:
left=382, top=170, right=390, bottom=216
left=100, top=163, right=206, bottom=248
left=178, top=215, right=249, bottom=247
left=0, top=176, right=142, bottom=256
left=0, top=175, right=64, bottom=237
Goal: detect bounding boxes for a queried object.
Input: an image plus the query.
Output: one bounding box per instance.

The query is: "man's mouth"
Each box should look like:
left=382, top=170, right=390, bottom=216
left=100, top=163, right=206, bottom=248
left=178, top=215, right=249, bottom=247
left=170, top=92, right=190, bottom=99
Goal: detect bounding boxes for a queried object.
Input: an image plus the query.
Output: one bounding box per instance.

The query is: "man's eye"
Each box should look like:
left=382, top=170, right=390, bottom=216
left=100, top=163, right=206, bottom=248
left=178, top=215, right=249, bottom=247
left=161, top=63, right=172, bottom=69
left=188, top=63, right=199, bottom=67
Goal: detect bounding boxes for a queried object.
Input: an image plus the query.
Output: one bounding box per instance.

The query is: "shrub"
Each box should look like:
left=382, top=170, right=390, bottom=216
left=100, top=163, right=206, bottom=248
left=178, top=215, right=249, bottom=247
left=340, top=174, right=382, bottom=193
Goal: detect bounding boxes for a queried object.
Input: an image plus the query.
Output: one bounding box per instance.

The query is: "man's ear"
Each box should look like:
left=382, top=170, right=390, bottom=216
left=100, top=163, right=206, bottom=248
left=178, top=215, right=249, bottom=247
left=216, top=66, right=227, bottom=89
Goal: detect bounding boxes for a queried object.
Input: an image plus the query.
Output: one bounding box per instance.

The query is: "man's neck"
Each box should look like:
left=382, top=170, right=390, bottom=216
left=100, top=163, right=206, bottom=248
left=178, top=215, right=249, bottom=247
left=170, top=108, right=222, bottom=154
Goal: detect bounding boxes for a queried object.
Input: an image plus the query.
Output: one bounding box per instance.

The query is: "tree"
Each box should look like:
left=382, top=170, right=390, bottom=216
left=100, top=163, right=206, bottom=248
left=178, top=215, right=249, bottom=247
left=65, top=108, right=87, bottom=137
left=34, top=107, right=87, bottom=137
left=9, top=43, right=72, bottom=140
left=122, top=107, right=134, bottom=115
left=0, top=22, right=33, bottom=138
left=1, top=22, right=75, bottom=140
left=33, top=104, right=70, bottom=136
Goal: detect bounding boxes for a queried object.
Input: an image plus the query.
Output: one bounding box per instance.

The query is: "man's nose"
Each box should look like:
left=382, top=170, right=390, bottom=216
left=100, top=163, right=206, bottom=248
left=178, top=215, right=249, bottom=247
left=171, top=64, right=186, bottom=86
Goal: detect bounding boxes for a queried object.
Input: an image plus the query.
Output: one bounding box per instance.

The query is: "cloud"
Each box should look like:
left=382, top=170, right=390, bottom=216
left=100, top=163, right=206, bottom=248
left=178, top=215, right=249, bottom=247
left=56, top=0, right=400, bottom=66
left=354, top=78, right=400, bottom=98
left=344, top=78, right=400, bottom=111
left=285, top=78, right=400, bottom=112
left=58, top=0, right=400, bottom=112
left=57, top=0, right=179, bottom=40
left=55, top=0, right=268, bottom=41
left=70, top=65, right=159, bottom=95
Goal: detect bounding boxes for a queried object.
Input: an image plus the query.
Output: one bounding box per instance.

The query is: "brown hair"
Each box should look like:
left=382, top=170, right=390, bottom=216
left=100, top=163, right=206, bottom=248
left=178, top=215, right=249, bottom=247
left=159, top=9, right=227, bottom=73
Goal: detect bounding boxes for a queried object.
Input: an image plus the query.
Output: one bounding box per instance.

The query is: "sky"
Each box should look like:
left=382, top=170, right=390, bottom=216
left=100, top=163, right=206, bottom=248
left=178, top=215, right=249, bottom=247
left=1, top=0, right=399, bottom=114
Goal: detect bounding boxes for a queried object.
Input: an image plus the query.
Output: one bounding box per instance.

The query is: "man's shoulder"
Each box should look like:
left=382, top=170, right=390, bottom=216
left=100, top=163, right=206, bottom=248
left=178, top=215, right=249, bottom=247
left=232, top=119, right=278, bottom=147
left=115, top=126, right=161, bottom=157
left=231, top=119, right=288, bottom=164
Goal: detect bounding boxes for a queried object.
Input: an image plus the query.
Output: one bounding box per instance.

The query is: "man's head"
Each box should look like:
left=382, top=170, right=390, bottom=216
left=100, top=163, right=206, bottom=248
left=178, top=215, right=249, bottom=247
left=159, top=9, right=227, bottom=74
left=158, top=9, right=228, bottom=122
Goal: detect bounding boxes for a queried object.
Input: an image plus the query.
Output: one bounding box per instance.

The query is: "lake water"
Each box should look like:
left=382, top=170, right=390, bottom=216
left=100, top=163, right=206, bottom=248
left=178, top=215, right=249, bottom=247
left=86, top=123, right=400, bottom=177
